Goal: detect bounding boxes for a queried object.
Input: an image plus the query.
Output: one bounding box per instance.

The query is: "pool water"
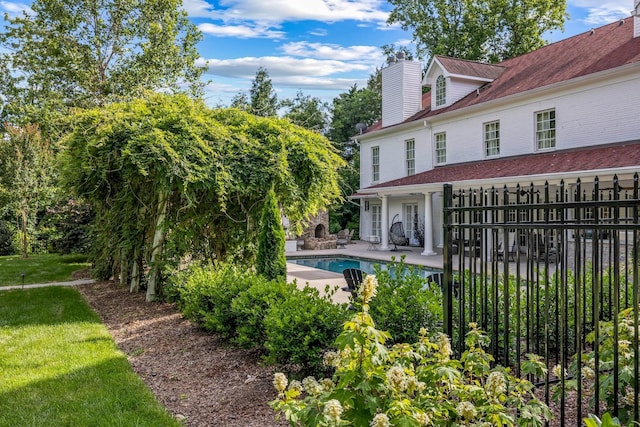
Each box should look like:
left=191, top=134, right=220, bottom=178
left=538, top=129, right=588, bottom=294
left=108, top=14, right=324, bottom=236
left=288, top=256, right=438, bottom=278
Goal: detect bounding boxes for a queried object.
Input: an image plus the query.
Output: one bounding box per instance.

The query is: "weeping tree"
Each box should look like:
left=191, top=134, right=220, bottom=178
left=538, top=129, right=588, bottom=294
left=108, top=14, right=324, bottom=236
left=256, top=189, right=286, bottom=282
left=61, top=93, right=344, bottom=301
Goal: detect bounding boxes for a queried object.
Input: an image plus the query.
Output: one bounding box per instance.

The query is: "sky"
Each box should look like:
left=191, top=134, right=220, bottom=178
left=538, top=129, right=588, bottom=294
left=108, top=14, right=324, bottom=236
left=0, top=0, right=637, bottom=107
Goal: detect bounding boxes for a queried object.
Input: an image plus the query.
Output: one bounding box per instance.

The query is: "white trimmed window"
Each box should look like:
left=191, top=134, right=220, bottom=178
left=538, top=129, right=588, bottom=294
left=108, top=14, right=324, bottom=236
left=372, top=146, right=380, bottom=181
left=484, top=121, right=500, bottom=157
left=435, top=75, right=446, bottom=106
left=371, top=205, right=381, bottom=238
left=405, top=138, right=415, bottom=176
left=536, top=109, right=556, bottom=149
left=435, top=132, right=446, bottom=164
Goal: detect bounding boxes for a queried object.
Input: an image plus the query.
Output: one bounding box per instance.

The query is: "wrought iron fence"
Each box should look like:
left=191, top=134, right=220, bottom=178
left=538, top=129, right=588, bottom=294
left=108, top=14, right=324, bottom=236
left=442, top=174, right=640, bottom=425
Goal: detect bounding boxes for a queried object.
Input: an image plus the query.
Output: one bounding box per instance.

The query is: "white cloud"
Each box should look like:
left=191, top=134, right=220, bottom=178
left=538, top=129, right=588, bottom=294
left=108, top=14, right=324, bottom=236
left=0, top=1, right=33, bottom=15
left=203, top=55, right=371, bottom=91
left=281, top=41, right=382, bottom=62
left=309, top=28, right=328, bottom=37
left=198, top=23, right=285, bottom=38
left=185, top=0, right=388, bottom=24
left=567, top=1, right=632, bottom=25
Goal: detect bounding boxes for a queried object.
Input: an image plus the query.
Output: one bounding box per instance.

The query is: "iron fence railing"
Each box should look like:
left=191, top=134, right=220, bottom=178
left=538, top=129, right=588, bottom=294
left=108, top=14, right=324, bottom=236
left=443, top=174, right=640, bottom=426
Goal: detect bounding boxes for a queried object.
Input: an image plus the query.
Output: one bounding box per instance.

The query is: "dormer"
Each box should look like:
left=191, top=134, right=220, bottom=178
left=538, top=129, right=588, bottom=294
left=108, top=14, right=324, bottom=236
left=634, top=0, right=640, bottom=38
left=424, top=56, right=505, bottom=110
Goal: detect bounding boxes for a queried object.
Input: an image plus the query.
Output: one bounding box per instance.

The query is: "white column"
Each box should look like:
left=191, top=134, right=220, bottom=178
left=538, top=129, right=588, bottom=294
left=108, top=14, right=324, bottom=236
left=421, top=192, right=437, bottom=255
left=380, top=194, right=390, bottom=250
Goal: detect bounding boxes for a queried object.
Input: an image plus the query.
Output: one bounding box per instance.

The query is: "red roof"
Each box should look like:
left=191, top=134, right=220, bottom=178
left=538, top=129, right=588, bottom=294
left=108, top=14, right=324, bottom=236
left=357, top=141, right=640, bottom=192
left=361, top=19, right=640, bottom=134
left=436, top=56, right=505, bottom=80
left=430, top=20, right=640, bottom=117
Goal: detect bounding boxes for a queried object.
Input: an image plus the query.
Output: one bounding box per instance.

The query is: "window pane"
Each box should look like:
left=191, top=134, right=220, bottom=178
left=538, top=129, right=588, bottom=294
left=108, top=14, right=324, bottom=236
left=484, top=121, right=500, bottom=156
left=536, top=109, right=556, bottom=149
left=435, top=133, right=446, bottom=164
left=436, top=75, right=446, bottom=106
left=405, top=139, right=415, bottom=176
left=372, top=146, right=380, bottom=181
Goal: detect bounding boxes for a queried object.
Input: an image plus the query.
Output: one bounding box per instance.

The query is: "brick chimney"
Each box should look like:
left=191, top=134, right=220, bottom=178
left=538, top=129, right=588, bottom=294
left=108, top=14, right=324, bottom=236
left=381, top=54, right=422, bottom=128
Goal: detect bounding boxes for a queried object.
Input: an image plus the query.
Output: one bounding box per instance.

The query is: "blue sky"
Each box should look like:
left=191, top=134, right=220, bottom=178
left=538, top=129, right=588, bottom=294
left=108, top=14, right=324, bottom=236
left=1, top=0, right=636, bottom=107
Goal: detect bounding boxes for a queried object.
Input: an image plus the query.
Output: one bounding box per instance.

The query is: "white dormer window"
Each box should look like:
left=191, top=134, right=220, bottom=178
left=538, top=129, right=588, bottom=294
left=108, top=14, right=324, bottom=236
left=435, top=75, right=446, bottom=106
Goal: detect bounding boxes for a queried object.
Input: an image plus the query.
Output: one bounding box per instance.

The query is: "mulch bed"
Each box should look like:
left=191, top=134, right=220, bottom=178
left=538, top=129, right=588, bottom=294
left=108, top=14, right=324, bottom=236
left=77, top=280, right=288, bottom=427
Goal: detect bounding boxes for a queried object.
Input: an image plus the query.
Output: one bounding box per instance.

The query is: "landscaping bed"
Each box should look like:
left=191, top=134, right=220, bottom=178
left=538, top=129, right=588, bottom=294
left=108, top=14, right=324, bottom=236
left=77, top=280, right=287, bottom=427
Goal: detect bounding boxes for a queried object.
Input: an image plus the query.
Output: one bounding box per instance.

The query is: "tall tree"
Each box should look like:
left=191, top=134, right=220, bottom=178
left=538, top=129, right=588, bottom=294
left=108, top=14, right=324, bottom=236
left=388, top=0, right=567, bottom=63
left=230, top=91, right=250, bottom=111
left=256, top=189, right=286, bottom=282
left=0, top=124, right=55, bottom=258
left=326, top=83, right=381, bottom=234
left=0, top=0, right=205, bottom=133
left=281, top=91, right=329, bottom=134
left=249, top=67, right=278, bottom=117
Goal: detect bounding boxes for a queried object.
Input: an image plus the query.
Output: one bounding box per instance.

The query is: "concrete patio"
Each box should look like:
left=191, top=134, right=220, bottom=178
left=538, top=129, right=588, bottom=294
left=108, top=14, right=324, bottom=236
left=286, top=240, right=444, bottom=304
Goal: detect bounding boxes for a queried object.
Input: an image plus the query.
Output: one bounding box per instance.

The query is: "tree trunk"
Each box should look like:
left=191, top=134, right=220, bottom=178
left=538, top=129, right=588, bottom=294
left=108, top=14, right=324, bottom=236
left=146, top=191, right=168, bottom=302
left=120, top=247, right=129, bottom=287
left=20, top=206, right=28, bottom=258
left=130, top=246, right=140, bottom=293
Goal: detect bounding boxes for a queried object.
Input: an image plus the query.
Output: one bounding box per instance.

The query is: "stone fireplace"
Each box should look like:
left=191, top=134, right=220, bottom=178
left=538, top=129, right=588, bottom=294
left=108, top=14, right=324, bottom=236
left=301, top=211, right=336, bottom=250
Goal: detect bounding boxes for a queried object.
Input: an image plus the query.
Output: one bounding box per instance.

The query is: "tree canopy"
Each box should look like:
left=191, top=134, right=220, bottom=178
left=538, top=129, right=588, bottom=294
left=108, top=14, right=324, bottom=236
left=388, top=0, right=568, bottom=63
left=0, top=0, right=204, bottom=132
left=0, top=124, right=55, bottom=257
left=249, top=67, right=279, bottom=117
left=61, top=93, right=344, bottom=300
left=282, top=91, right=329, bottom=134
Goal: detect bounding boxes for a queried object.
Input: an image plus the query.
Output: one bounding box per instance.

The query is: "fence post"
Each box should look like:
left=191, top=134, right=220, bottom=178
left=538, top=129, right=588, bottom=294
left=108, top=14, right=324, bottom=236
left=443, top=183, right=454, bottom=338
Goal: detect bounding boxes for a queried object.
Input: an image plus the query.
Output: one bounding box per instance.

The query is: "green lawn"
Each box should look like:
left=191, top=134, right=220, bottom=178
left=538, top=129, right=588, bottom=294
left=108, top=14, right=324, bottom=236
left=0, top=287, right=180, bottom=427
left=0, top=253, right=91, bottom=286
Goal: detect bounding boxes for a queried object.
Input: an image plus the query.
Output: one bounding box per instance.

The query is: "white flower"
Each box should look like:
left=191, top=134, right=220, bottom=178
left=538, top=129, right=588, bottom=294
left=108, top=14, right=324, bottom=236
left=552, top=364, right=567, bottom=379
left=386, top=366, right=407, bottom=392
left=324, top=399, right=343, bottom=423
left=485, top=371, right=506, bottom=396
left=359, top=275, right=378, bottom=304
left=302, top=376, right=323, bottom=396
left=370, top=413, right=391, bottom=427
left=273, top=372, right=288, bottom=393
left=456, top=401, right=477, bottom=420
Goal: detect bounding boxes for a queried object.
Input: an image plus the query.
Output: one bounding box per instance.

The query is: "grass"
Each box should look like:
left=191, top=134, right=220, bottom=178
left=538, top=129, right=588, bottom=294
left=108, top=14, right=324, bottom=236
left=0, top=253, right=91, bottom=286
left=0, top=286, right=180, bottom=427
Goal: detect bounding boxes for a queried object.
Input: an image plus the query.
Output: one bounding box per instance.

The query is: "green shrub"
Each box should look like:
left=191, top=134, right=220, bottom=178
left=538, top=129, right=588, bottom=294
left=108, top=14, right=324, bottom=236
left=368, top=255, right=443, bottom=344
left=163, top=263, right=253, bottom=339
left=264, top=284, right=349, bottom=376
left=231, top=278, right=297, bottom=348
left=271, top=275, right=552, bottom=427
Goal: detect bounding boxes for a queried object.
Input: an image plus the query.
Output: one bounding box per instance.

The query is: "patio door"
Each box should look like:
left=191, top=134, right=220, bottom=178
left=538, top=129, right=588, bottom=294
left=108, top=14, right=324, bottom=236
left=404, top=204, right=418, bottom=246
left=371, top=205, right=381, bottom=238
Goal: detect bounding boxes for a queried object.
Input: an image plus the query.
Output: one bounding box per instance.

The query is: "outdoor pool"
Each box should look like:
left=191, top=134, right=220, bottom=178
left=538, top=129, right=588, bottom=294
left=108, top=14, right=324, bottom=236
left=287, top=256, right=439, bottom=278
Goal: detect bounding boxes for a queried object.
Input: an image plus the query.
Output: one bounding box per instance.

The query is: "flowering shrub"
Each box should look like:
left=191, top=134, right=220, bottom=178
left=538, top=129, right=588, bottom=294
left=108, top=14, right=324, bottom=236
left=271, top=275, right=552, bottom=426
left=557, top=308, right=640, bottom=425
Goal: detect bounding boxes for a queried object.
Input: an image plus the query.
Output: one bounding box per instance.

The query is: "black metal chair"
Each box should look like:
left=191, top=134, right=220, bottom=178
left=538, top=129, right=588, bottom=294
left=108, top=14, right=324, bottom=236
left=342, top=268, right=364, bottom=295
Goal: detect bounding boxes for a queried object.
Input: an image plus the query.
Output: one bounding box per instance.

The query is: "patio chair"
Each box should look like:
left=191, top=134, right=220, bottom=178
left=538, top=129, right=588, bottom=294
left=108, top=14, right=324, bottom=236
left=389, top=214, right=409, bottom=251
left=347, top=229, right=355, bottom=244
left=336, top=229, right=348, bottom=249
left=342, top=268, right=364, bottom=296
left=508, top=241, right=518, bottom=262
